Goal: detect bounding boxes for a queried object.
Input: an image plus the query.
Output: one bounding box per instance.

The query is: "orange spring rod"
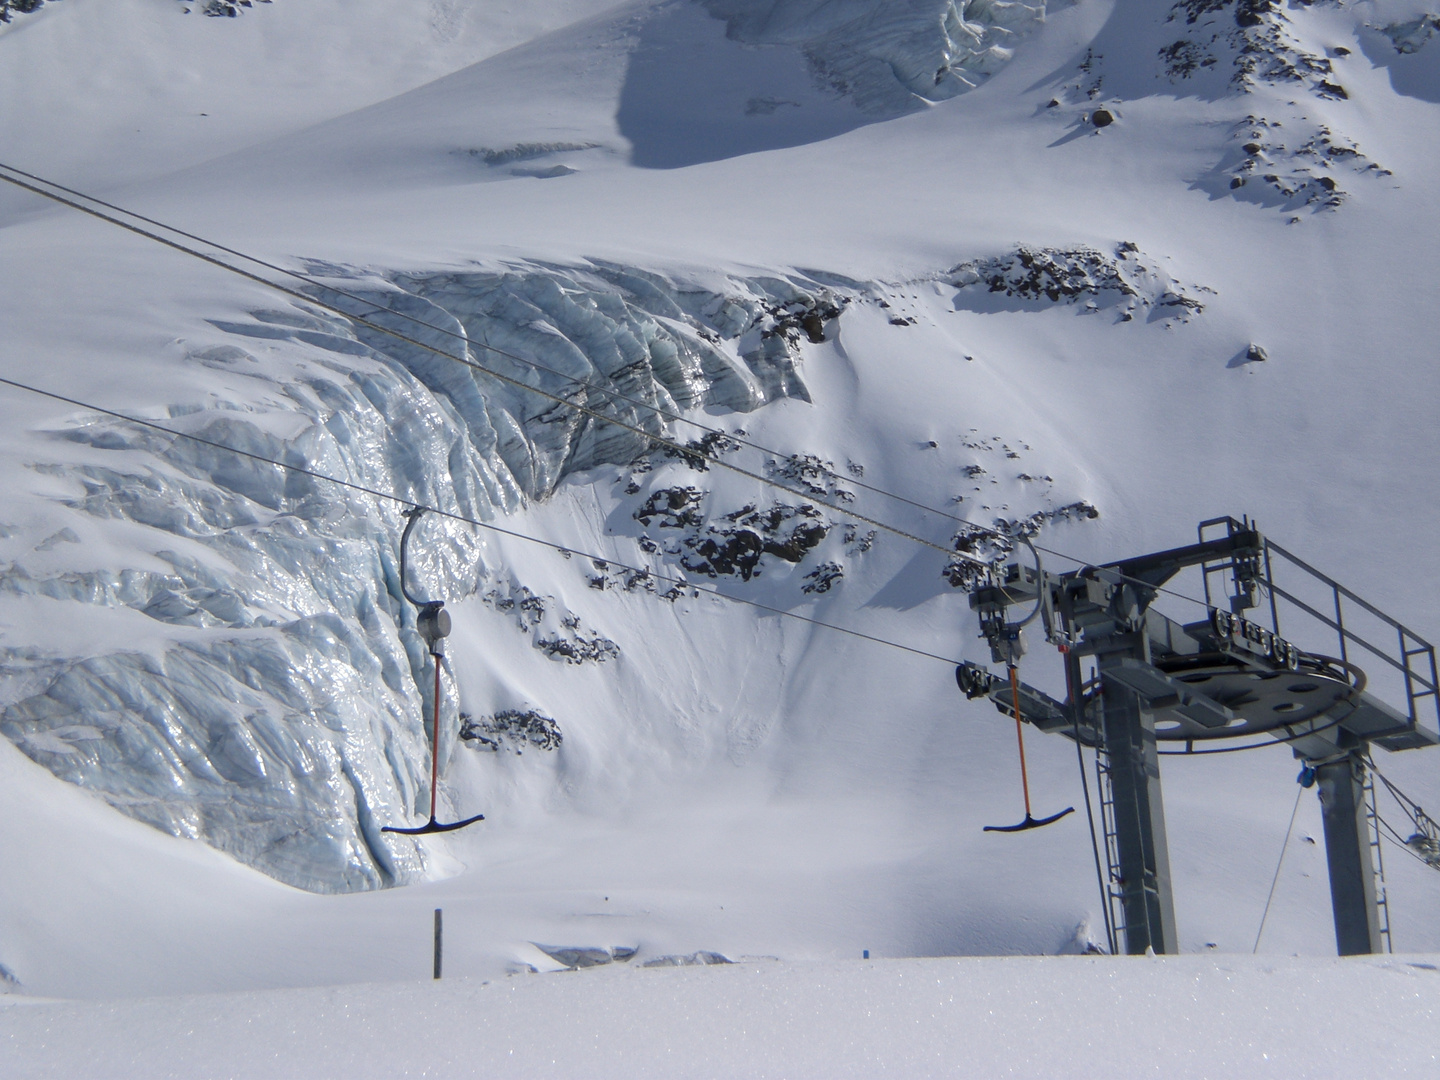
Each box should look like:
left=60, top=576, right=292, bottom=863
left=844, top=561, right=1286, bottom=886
left=1008, top=664, right=1033, bottom=818
left=429, top=658, right=440, bottom=823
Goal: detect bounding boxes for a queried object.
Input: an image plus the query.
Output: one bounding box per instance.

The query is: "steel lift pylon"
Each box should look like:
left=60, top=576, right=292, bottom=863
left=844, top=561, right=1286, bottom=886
left=956, top=517, right=1440, bottom=956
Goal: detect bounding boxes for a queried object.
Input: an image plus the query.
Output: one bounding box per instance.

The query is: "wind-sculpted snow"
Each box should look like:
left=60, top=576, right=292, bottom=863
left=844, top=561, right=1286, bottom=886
left=701, top=0, right=1051, bottom=113
left=0, top=261, right=842, bottom=891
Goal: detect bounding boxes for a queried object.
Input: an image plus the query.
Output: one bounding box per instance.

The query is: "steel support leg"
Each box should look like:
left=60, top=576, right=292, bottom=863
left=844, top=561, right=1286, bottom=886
left=1316, top=752, right=1383, bottom=956
left=1100, top=675, right=1179, bottom=954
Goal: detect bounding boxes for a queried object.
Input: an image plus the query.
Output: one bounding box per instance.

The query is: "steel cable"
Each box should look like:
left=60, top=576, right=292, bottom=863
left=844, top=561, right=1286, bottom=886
left=0, top=163, right=1221, bottom=616
left=0, top=373, right=963, bottom=666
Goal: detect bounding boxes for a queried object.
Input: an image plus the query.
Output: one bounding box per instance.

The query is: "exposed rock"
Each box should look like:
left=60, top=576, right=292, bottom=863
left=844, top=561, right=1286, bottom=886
left=1196, top=116, right=1388, bottom=214
left=480, top=578, right=619, bottom=665
left=767, top=453, right=855, bottom=503
left=1162, top=0, right=1341, bottom=96
left=801, top=561, right=845, bottom=594
left=947, top=246, right=1207, bottom=322
left=640, top=951, right=732, bottom=967
left=0, top=0, right=51, bottom=22
left=460, top=709, right=562, bottom=753
left=534, top=944, right=637, bottom=969
left=657, top=430, right=742, bottom=472
left=943, top=502, right=1100, bottom=588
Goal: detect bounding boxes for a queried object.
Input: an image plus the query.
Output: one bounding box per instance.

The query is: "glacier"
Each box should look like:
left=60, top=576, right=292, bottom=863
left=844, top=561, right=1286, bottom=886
left=0, top=261, right=864, bottom=891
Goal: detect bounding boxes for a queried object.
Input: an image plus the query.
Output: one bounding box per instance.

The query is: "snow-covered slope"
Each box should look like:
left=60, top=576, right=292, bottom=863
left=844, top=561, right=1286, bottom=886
left=2, top=0, right=1439, bottom=1021
left=6, top=952, right=1438, bottom=1080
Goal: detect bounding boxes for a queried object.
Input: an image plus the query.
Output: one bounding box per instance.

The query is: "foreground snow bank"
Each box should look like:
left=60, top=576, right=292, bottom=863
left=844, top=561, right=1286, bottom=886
left=3, top=953, right=1436, bottom=1079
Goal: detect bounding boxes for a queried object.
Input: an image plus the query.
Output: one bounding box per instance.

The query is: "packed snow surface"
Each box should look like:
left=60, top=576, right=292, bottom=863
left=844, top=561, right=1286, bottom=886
left=1, top=0, right=1440, bottom=1069
left=4, top=953, right=1437, bottom=1079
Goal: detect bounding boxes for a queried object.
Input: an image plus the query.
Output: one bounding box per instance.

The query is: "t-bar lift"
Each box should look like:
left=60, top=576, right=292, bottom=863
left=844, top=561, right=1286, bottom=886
left=956, top=516, right=1439, bottom=955
left=382, top=507, right=486, bottom=835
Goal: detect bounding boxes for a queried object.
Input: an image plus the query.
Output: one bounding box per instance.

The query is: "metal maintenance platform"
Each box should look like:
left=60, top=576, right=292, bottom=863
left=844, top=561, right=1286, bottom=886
left=956, top=516, right=1439, bottom=956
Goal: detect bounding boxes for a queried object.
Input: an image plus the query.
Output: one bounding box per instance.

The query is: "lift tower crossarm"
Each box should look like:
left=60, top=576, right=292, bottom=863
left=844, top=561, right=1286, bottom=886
left=960, top=518, right=1440, bottom=958
left=1104, top=528, right=1265, bottom=596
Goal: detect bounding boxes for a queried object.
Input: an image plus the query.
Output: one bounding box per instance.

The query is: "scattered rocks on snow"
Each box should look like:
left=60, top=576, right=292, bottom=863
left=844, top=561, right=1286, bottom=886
left=481, top=578, right=619, bottom=664
left=1246, top=342, right=1268, bottom=362
left=460, top=709, right=562, bottom=753
left=631, top=483, right=846, bottom=587
left=658, top=430, right=742, bottom=472
left=943, top=502, right=1099, bottom=589
left=465, top=142, right=601, bottom=167
left=1197, top=116, right=1388, bottom=214
left=801, top=561, right=844, bottom=594
left=946, top=245, right=1208, bottom=322
left=767, top=453, right=855, bottom=503
left=1161, top=0, right=1345, bottom=97
left=843, top=524, right=876, bottom=555
left=199, top=0, right=267, bottom=15
left=680, top=502, right=829, bottom=582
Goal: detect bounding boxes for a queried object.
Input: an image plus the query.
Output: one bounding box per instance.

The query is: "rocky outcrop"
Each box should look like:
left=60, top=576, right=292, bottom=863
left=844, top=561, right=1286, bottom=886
left=946, top=245, right=1208, bottom=323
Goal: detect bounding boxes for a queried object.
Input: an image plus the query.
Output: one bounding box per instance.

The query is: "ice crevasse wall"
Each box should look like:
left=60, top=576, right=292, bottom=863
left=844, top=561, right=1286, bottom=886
left=703, top=0, right=1050, bottom=111
left=0, top=0, right=1063, bottom=893
left=0, top=263, right=842, bottom=893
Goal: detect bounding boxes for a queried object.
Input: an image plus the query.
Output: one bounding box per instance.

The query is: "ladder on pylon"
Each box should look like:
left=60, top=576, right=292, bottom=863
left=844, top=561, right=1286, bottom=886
left=1363, top=770, right=1394, bottom=953
left=1094, top=741, right=1128, bottom=953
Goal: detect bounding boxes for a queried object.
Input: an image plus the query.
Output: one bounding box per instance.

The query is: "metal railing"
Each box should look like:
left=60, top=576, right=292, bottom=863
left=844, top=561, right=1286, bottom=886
left=1196, top=516, right=1439, bottom=735
left=1363, top=770, right=1394, bottom=953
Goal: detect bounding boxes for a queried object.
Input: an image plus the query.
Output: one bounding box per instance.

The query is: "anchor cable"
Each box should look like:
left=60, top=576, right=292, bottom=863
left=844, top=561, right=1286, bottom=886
left=1253, top=781, right=1304, bottom=953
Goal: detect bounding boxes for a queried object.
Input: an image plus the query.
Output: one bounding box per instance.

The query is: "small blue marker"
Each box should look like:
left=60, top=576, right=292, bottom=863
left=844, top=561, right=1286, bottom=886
left=863, top=949, right=870, bottom=959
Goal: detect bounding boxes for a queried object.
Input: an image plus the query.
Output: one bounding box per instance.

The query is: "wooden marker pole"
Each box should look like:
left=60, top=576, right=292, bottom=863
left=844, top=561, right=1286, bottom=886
left=434, top=908, right=443, bottom=980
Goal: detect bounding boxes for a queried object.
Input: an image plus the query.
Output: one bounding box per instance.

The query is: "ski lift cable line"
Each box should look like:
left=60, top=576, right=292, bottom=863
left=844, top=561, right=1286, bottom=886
left=1367, top=758, right=1431, bottom=820
left=0, top=164, right=1217, bottom=617
left=0, top=161, right=1015, bottom=537
left=0, top=373, right=964, bottom=667
left=0, top=167, right=969, bottom=567
left=1372, top=810, right=1437, bottom=871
